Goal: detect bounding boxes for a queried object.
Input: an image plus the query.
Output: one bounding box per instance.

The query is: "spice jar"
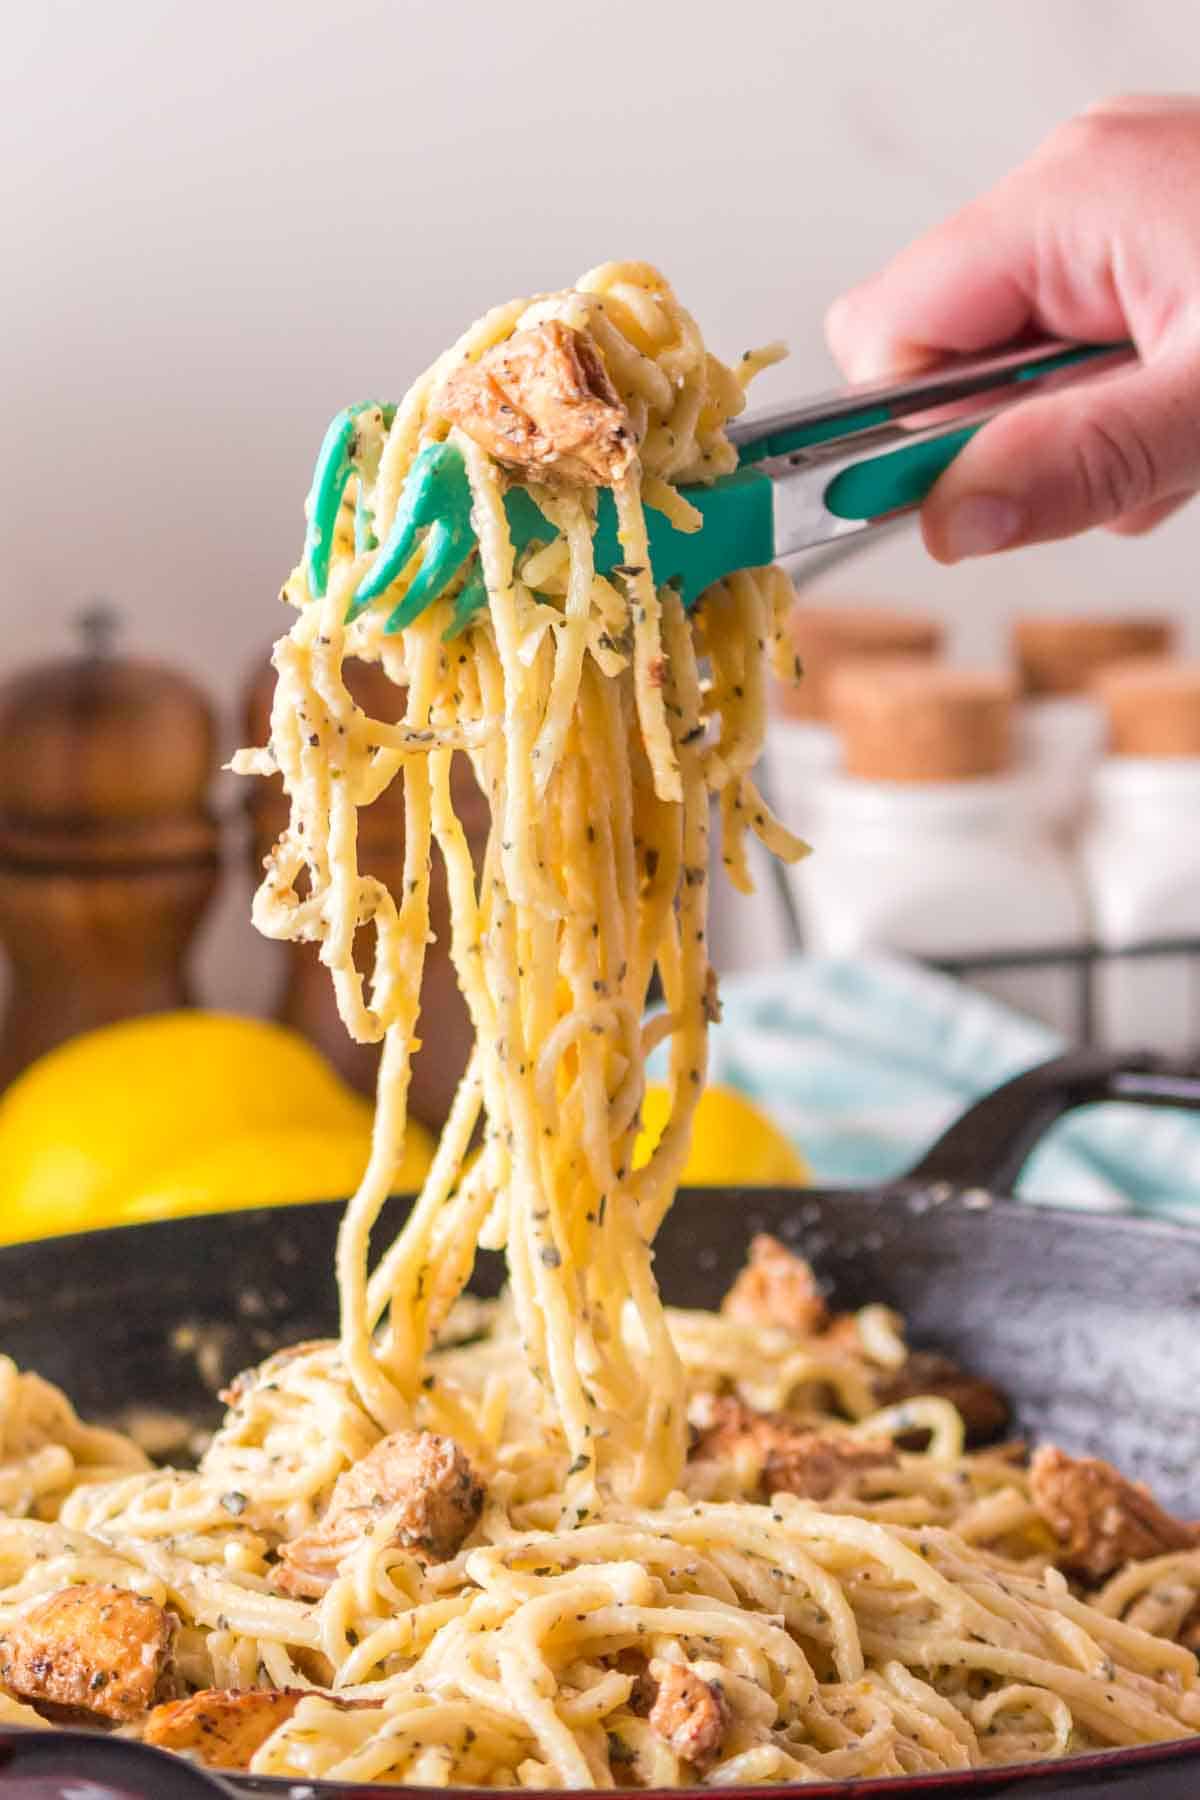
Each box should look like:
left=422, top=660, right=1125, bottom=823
left=0, top=608, right=218, bottom=1089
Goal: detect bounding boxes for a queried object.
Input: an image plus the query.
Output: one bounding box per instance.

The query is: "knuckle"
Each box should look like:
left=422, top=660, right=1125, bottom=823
left=1045, top=101, right=1133, bottom=163
left=1043, top=111, right=1103, bottom=161
left=1083, top=91, right=1145, bottom=119
left=1071, top=406, right=1158, bottom=521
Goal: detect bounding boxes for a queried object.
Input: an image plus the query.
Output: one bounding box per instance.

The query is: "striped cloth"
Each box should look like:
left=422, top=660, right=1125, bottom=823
left=692, top=955, right=1200, bottom=1220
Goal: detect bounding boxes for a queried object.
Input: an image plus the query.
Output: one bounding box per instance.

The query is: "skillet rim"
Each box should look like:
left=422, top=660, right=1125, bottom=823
left=3, top=1173, right=1200, bottom=1273
left=5, top=1717, right=1198, bottom=1797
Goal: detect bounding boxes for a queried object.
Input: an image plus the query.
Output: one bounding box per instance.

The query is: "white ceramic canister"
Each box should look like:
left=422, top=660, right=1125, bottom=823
left=1012, top=614, right=1174, bottom=841
left=798, top=661, right=1089, bottom=1035
left=711, top=605, right=942, bottom=975
left=767, top=603, right=942, bottom=843
left=1083, top=659, right=1200, bottom=1055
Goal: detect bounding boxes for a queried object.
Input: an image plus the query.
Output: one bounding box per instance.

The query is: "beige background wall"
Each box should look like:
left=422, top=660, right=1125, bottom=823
left=4, top=0, right=1198, bottom=1010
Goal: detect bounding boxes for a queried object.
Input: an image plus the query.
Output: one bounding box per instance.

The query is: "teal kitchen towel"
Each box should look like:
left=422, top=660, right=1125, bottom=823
left=696, top=955, right=1200, bottom=1219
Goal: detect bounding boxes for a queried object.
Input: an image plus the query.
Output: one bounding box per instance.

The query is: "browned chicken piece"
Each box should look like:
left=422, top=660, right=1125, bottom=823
left=1181, top=1604, right=1200, bottom=1654
left=763, top=1426, right=899, bottom=1502
left=874, top=1350, right=1010, bottom=1447
left=219, top=1339, right=330, bottom=1409
left=276, top=1430, right=484, bottom=1598
left=615, top=1648, right=655, bottom=1716
left=720, top=1234, right=829, bottom=1336
left=647, top=1659, right=730, bottom=1770
left=819, top=1311, right=865, bottom=1354
left=144, top=1688, right=304, bottom=1769
left=1030, top=1446, right=1200, bottom=1583
left=438, top=320, right=636, bottom=487
left=143, top=1687, right=381, bottom=1770
left=690, top=1395, right=897, bottom=1501
left=0, top=1584, right=175, bottom=1723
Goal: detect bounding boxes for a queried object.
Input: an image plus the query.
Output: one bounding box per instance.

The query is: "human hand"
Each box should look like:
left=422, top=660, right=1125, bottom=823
left=826, top=95, right=1200, bottom=562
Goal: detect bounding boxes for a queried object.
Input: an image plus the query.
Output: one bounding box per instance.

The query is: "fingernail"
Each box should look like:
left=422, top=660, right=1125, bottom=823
left=836, top=333, right=907, bottom=384
left=940, top=495, right=1025, bottom=561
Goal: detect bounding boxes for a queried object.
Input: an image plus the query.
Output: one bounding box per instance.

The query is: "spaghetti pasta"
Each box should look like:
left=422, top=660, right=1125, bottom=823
left=1, top=264, right=1197, bottom=1786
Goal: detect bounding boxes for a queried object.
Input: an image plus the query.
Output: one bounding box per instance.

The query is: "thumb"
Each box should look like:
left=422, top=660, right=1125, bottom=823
left=922, top=344, right=1200, bottom=562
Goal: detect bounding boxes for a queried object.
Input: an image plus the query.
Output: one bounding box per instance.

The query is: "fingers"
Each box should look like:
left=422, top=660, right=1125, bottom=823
left=1084, top=93, right=1200, bottom=119
left=918, top=349, right=1200, bottom=562
left=825, top=96, right=1200, bottom=560
left=1106, top=493, right=1195, bottom=537
left=826, top=97, right=1200, bottom=387
left=825, top=197, right=1035, bottom=383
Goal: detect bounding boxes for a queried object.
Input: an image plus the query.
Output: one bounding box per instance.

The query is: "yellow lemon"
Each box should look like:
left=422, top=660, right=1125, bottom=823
left=122, top=1120, right=434, bottom=1224
left=0, top=1012, right=377, bottom=1242
left=635, top=1083, right=809, bottom=1186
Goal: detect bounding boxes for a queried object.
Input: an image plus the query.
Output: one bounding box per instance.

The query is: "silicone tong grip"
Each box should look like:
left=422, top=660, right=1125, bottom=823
left=768, top=344, right=1118, bottom=524
left=824, top=424, right=975, bottom=521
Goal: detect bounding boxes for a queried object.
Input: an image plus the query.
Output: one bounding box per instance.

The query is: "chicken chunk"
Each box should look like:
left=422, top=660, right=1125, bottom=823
left=690, top=1395, right=896, bottom=1501
left=1030, top=1446, right=1199, bottom=1583
left=144, top=1688, right=304, bottom=1768
left=819, top=1311, right=865, bottom=1355
left=438, top=320, right=636, bottom=486
left=762, top=1426, right=899, bottom=1502
left=276, top=1430, right=484, bottom=1597
left=647, top=1659, right=730, bottom=1770
left=143, top=1687, right=380, bottom=1770
left=218, top=1339, right=330, bottom=1409
left=721, top=1234, right=829, bottom=1336
left=0, top=1584, right=175, bottom=1723
left=874, top=1350, right=1010, bottom=1447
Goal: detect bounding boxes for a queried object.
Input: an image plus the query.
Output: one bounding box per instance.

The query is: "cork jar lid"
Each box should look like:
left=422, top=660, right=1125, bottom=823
left=0, top=609, right=216, bottom=866
left=830, top=661, right=1017, bottom=782
left=1092, top=658, right=1200, bottom=757
left=1012, top=613, right=1175, bottom=696
left=776, top=605, right=943, bottom=721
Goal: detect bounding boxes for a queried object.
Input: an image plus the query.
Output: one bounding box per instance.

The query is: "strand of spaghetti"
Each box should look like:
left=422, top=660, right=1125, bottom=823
left=336, top=616, right=443, bottom=1423
left=459, top=431, right=559, bottom=915
left=971, top=1684, right=1073, bottom=1759
left=737, top=340, right=788, bottom=388
left=530, top=494, right=595, bottom=796
left=613, top=476, right=680, bottom=803
left=587, top=668, right=637, bottom=1000
left=557, top=749, right=619, bottom=1198
left=726, top=571, right=769, bottom=785
left=365, top=1055, right=485, bottom=1364
left=365, top=1063, right=482, bottom=1332
left=875, top=1668, right=976, bottom=1768
left=931, top=1640, right=1191, bottom=1745
left=632, top=591, right=710, bottom=1237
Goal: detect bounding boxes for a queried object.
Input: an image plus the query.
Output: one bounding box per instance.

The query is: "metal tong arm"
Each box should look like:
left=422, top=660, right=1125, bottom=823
left=731, top=338, right=1137, bottom=552
left=729, top=338, right=1135, bottom=458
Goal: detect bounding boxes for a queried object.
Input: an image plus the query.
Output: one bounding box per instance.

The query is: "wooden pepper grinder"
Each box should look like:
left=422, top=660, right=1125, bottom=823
left=0, top=606, right=219, bottom=1090
left=243, top=651, right=488, bottom=1129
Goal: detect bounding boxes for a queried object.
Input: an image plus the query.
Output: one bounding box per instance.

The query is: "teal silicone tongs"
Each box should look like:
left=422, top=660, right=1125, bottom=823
left=303, top=338, right=1135, bottom=635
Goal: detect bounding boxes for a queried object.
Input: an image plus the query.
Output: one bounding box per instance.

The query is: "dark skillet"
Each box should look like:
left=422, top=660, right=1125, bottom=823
left=0, top=1049, right=1198, bottom=1799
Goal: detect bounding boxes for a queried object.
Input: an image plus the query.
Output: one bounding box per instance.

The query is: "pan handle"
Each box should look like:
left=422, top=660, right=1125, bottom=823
left=907, top=1048, right=1200, bottom=1196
